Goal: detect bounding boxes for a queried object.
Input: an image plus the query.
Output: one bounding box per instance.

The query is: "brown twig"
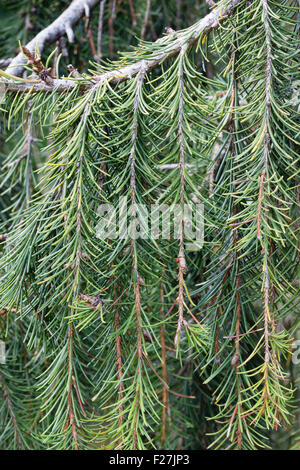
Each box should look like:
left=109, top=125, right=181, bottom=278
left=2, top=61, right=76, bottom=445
left=0, top=372, right=23, bottom=449
left=113, top=283, right=124, bottom=449
left=159, top=273, right=169, bottom=445
left=97, top=0, right=106, bottom=59
left=128, top=64, right=146, bottom=450
left=261, top=0, right=273, bottom=400
left=108, top=0, right=117, bottom=56
left=176, top=0, right=182, bottom=29
left=141, top=0, right=151, bottom=41
left=83, top=2, right=97, bottom=58
left=128, top=0, right=137, bottom=28
left=174, top=46, right=187, bottom=349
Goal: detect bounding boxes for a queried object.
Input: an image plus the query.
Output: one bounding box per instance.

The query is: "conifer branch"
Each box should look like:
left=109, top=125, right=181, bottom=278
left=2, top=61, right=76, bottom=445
left=114, top=305, right=124, bottom=448
left=5, top=0, right=101, bottom=77
left=1, top=0, right=243, bottom=93
left=129, top=64, right=147, bottom=450
left=141, top=0, right=151, bottom=41
left=108, top=0, right=117, bottom=56
left=159, top=274, right=169, bottom=445
left=128, top=0, right=137, bottom=28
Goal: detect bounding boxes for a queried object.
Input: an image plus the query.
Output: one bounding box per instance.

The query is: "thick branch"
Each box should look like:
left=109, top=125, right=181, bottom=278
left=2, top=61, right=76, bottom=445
left=6, top=0, right=100, bottom=77
left=0, top=58, right=12, bottom=68
left=2, top=0, right=243, bottom=93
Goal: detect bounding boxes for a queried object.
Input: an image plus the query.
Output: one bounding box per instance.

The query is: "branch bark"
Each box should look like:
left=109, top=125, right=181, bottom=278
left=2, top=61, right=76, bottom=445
left=2, top=0, right=243, bottom=93
left=0, top=58, right=12, bottom=68
left=6, top=0, right=100, bottom=77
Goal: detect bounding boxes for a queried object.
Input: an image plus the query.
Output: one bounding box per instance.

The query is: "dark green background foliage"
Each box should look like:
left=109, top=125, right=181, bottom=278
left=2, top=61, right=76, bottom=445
left=0, top=0, right=299, bottom=450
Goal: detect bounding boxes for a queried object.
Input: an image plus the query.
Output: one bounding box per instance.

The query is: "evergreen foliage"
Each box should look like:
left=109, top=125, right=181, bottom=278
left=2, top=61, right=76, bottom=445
left=0, top=0, right=299, bottom=450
